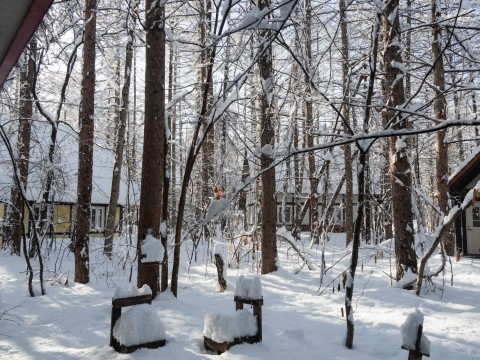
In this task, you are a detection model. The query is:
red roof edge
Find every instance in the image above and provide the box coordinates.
[448,151,480,189]
[0,0,54,86]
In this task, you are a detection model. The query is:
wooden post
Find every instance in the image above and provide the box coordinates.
[110,307,121,346]
[253,301,262,342]
[408,324,423,360]
[214,254,227,292]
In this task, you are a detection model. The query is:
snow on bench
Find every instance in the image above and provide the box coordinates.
[113,304,166,347]
[110,284,166,353]
[203,276,263,354]
[203,309,257,343]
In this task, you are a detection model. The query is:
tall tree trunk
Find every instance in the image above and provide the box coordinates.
[339,0,353,247]
[431,0,453,256]
[381,0,417,281]
[304,0,318,244]
[200,0,214,212]
[75,0,97,284]
[104,23,135,257]
[7,41,35,255]
[137,0,166,297]
[258,0,278,274]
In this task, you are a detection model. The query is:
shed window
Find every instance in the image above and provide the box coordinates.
[473,207,480,227]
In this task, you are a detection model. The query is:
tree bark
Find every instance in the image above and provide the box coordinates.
[339,0,354,247]
[381,0,417,281]
[304,0,319,245]
[7,41,35,255]
[75,0,97,284]
[104,23,134,257]
[137,0,166,297]
[258,0,278,274]
[431,0,453,256]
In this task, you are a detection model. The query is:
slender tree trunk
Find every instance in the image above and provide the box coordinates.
[339,0,353,247]
[7,41,35,255]
[75,0,97,284]
[381,0,417,281]
[200,0,214,212]
[104,24,135,257]
[431,0,453,256]
[303,0,318,244]
[257,0,278,274]
[137,0,166,297]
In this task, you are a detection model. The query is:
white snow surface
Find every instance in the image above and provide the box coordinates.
[234,275,262,299]
[1,233,480,359]
[113,284,152,300]
[141,234,163,263]
[400,309,430,356]
[113,304,166,346]
[203,309,257,343]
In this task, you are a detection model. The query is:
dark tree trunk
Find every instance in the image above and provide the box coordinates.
[258,0,278,274]
[381,0,417,281]
[339,0,354,247]
[104,24,134,257]
[75,0,97,284]
[431,0,453,256]
[137,0,166,297]
[7,41,35,255]
[304,0,318,244]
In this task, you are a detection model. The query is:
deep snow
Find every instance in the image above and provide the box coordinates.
[1,233,479,359]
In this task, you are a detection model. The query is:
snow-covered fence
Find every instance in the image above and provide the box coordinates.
[110,284,166,354]
[203,276,263,354]
[401,309,430,359]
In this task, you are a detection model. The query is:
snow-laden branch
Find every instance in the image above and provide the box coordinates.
[415,182,480,296]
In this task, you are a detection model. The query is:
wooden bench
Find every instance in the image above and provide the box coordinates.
[110,293,166,353]
[203,296,263,354]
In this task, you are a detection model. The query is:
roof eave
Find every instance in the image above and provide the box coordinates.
[0,0,53,86]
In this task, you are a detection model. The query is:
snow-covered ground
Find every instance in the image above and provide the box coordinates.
[1,233,479,359]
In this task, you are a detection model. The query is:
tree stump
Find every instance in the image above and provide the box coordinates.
[214,253,227,292]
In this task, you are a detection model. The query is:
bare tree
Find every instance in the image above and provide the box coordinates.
[74,0,97,284]
[137,0,166,297]
[258,0,278,274]
[104,9,135,257]
[5,40,35,255]
[381,0,417,281]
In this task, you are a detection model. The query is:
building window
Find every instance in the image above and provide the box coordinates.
[473,206,480,227]
[277,205,292,225]
[91,207,105,231]
[32,204,51,223]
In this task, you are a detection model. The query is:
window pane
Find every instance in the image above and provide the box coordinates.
[473,207,480,227]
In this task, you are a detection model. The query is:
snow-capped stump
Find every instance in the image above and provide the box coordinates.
[203,276,263,354]
[110,284,166,353]
[401,309,430,359]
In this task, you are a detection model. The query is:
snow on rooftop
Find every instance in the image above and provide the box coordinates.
[141,234,163,263]
[112,304,166,346]
[234,275,262,300]
[113,284,152,300]
[448,146,480,185]
[203,309,257,343]
[400,309,431,356]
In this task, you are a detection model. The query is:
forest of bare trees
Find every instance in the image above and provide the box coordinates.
[1,0,480,349]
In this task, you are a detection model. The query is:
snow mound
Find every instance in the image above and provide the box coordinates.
[400,309,430,356]
[203,309,257,343]
[113,304,166,346]
[234,275,262,299]
[141,234,163,263]
[113,284,152,300]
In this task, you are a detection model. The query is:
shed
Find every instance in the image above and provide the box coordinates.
[448,148,480,256]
